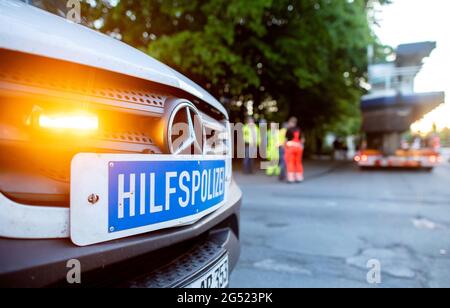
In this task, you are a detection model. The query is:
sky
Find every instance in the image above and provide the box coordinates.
[373,0,450,132]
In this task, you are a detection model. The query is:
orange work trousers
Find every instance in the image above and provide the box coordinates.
[284,141,304,181]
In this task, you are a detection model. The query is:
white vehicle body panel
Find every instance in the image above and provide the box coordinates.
[0,0,227,117]
[0,180,241,241]
[0,193,69,239]
[0,1,237,240]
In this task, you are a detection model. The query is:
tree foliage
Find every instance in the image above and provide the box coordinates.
[78,0,388,133]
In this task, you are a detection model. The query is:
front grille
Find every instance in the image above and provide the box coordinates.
[0,49,229,207]
[0,70,167,109]
[125,240,225,288]
[98,130,154,146]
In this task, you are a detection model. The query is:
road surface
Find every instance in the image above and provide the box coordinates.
[230,152,450,288]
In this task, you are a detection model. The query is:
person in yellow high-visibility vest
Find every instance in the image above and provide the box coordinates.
[242,117,260,174]
[266,123,281,176]
[277,124,288,180]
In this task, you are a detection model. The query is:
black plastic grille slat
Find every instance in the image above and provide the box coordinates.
[98,130,153,145]
[0,70,167,109]
[38,166,70,183]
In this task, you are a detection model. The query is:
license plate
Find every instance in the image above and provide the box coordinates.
[71,154,228,246]
[185,254,229,288]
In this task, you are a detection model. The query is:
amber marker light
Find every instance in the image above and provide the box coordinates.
[428,155,438,164]
[38,113,99,131]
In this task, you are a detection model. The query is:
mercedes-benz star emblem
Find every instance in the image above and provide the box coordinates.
[166,101,205,155]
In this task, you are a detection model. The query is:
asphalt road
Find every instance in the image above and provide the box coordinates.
[230,150,450,288]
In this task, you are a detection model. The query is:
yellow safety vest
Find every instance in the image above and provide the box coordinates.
[243,124,260,145]
[267,129,280,161]
[278,128,287,147]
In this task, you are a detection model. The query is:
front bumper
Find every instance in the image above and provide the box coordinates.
[0,181,241,288]
[357,156,438,168]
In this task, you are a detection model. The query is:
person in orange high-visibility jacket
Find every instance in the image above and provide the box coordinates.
[284,126,304,183]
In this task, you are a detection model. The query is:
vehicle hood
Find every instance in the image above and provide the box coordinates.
[0,0,227,116]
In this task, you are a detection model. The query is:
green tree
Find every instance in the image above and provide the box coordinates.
[77,0,388,134]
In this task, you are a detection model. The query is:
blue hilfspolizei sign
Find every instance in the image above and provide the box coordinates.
[108,160,226,232]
